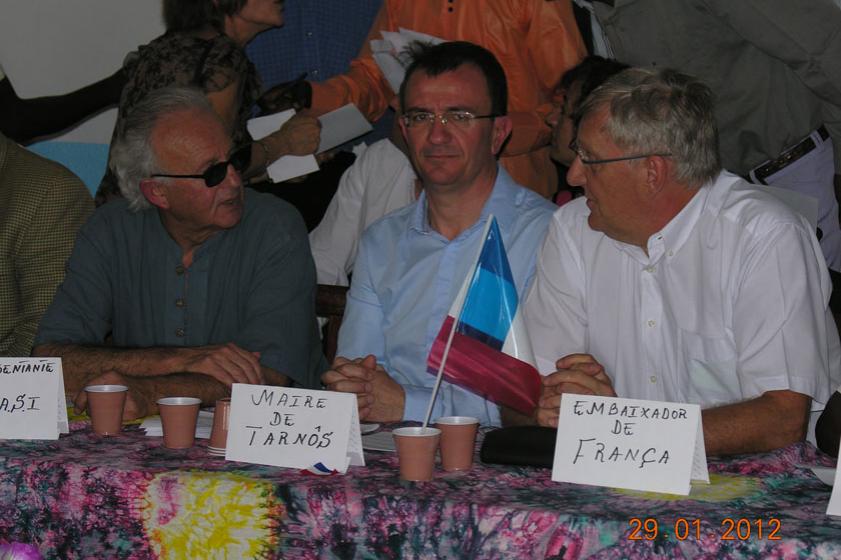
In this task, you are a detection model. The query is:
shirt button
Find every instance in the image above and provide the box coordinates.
[175,265,185,275]
[647,320,656,327]
[649,375,657,383]
[644,266,655,273]
[306,31,313,37]
[311,69,319,76]
[668,250,674,257]
[175,298,186,308]
[175,328,185,337]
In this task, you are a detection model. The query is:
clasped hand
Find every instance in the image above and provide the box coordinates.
[535,353,616,428]
[181,343,263,386]
[321,354,405,422]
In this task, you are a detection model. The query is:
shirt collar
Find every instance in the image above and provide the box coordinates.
[147,192,246,265]
[611,178,710,265]
[409,165,524,238]
[647,183,709,263]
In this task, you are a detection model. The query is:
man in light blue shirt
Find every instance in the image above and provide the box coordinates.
[322,42,555,426]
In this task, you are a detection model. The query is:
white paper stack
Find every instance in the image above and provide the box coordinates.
[141,409,213,439]
[371,28,445,93]
[247,104,373,183]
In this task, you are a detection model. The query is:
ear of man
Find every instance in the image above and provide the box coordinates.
[491,115,513,155]
[644,154,671,197]
[139,178,170,210]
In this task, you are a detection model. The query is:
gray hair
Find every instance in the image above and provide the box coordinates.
[575,67,721,187]
[109,86,215,211]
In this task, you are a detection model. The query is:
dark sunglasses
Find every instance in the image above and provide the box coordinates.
[151,146,251,187]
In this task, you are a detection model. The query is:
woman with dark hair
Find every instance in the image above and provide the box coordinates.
[96,0,320,204]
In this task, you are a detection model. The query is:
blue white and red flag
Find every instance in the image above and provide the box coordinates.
[426,215,541,415]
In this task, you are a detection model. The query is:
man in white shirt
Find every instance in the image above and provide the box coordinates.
[524,68,841,455]
[309,136,417,286]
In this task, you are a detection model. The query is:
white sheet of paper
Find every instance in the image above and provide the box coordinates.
[802,465,836,486]
[246,109,319,183]
[552,394,708,495]
[316,103,373,153]
[370,28,444,93]
[225,384,364,472]
[247,104,372,182]
[827,458,841,515]
[0,358,63,440]
[51,358,68,433]
[362,431,396,452]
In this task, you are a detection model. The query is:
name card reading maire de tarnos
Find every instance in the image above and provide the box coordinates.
[0,358,68,440]
[552,394,709,495]
[226,384,364,472]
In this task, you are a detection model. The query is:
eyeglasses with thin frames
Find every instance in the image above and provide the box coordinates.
[401,110,499,129]
[568,138,672,165]
[151,145,251,188]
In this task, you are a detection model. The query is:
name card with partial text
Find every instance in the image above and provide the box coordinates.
[226,384,364,472]
[826,458,841,516]
[552,395,708,495]
[0,358,68,439]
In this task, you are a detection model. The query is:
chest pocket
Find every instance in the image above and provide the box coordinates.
[679,327,739,407]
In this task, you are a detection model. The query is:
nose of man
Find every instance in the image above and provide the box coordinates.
[222,161,244,190]
[426,117,454,144]
[566,156,586,188]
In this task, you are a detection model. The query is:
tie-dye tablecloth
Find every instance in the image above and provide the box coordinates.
[1,422,841,559]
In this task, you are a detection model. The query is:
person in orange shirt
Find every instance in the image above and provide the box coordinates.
[261,0,586,198]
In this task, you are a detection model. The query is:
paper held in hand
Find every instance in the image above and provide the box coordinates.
[247,104,373,183]
[370,28,445,93]
[0,357,68,440]
[552,394,709,495]
[226,384,364,472]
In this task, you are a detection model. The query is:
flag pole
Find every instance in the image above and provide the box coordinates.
[422,317,459,428]
[421,214,495,428]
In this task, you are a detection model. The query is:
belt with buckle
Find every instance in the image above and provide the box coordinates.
[751,125,829,185]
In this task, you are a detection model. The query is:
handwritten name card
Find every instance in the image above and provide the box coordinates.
[552,394,708,495]
[226,384,364,472]
[0,358,68,440]
[826,460,841,516]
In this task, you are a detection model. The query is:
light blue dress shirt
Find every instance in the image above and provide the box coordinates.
[337,167,556,426]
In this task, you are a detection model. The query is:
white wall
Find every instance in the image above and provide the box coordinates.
[0,1,164,143]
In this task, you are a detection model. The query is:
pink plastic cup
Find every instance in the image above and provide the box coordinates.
[392,426,441,481]
[157,397,201,449]
[209,398,231,449]
[435,416,479,471]
[85,384,128,436]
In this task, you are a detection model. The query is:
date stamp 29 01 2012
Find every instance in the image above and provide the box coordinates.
[627,517,781,541]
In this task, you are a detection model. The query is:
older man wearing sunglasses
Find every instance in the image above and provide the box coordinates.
[34,87,325,419]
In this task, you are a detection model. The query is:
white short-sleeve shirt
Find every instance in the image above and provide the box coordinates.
[524,171,841,418]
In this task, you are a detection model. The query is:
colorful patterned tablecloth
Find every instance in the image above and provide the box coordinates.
[1,422,840,559]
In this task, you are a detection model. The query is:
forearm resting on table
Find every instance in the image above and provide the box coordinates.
[33,344,290,394]
[702,390,810,456]
[33,344,198,394]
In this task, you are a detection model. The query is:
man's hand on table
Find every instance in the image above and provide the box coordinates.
[179,343,264,386]
[322,354,405,422]
[536,353,616,428]
[73,370,152,421]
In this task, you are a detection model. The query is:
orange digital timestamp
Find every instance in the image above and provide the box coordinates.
[627,517,782,541]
